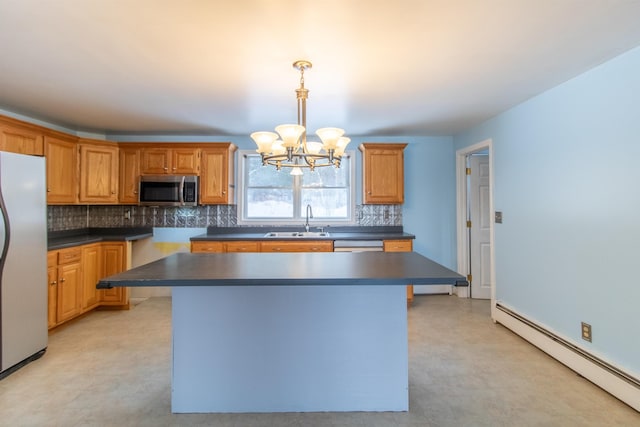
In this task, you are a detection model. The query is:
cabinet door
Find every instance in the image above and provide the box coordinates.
[172,148,200,174]
[47,253,58,329]
[191,241,225,253]
[361,143,406,204]
[0,123,44,156]
[81,244,101,311]
[261,241,333,253]
[140,148,171,174]
[119,147,140,204]
[79,143,119,204]
[57,262,82,323]
[224,241,260,252]
[100,243,129,305]
[45,135,78,204]
[200,147,231,204]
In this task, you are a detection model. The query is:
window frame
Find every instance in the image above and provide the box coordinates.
[237,150,356,226]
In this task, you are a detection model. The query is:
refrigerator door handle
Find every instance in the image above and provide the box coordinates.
[0,184,9,275]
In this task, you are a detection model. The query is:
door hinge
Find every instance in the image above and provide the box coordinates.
[466,167,471,175]
[466,220,472,228]
[467,274,472,282]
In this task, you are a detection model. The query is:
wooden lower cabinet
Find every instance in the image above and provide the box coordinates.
[49,247,83,326]
[224,241,261,253]
[191,241,224,253]
[383,239,414,304]
[191,240,333,254]
[99,242,129,307]
[260,241,333,253]
[47,252,59,329]
[48,241,130,329]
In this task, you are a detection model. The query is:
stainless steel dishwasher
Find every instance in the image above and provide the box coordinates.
[333,240,384,252]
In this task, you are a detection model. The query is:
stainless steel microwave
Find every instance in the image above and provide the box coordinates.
[138,175,198,206]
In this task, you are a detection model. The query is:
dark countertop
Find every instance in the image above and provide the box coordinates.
[48,227,154,250]
[97,252,465,288]
[190,226,415,242]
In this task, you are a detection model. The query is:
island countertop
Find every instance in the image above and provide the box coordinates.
[97,252,465,288]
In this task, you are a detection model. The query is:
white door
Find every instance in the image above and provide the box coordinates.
[468,154,491,299]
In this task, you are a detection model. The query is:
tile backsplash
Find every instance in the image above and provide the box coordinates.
[48,204,402,232]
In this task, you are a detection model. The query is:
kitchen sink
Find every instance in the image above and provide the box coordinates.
[264,231,330,238]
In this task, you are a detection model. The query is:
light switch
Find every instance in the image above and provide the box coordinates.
[495,211,503,223]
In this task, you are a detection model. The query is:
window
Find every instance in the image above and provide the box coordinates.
[238,151,355,224]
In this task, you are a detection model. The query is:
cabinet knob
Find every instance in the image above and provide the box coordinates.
[172,167,176,171]
[222,191,226,195]
[164,167,168,171]
[134,190,138,194]
[111,191,116,194]
[50,280,57,286]
[47,188,51,193]
[60,278,66,283]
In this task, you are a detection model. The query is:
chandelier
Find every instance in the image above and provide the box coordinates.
[250,60,350,175]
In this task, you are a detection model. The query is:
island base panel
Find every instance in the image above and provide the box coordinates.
[171,285,408,413]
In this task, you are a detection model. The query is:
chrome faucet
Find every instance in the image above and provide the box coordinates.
[305,204,313,232]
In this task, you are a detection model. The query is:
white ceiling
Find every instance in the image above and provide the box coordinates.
[1,0,640,137]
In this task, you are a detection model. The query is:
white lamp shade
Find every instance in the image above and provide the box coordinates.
[271,141,286,155]
[250,131,278,153]
[316,127,345,150]
[305,141,323,154]
[275,124,305,148]
[290,166,303,176]
[334,137,350,156]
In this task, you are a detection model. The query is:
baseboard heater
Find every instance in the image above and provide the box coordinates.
[496,303,640,390]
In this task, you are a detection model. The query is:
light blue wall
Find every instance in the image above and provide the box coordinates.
[454,46,640,374]
[109,134,459,267]
[402,137,456,267]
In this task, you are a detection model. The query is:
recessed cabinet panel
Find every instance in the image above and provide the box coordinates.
[360,143,407,204]
[46,135,78,204]
[119,148,140,204]
[79,143,119,204]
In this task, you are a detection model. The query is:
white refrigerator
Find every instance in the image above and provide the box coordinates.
[0,151,47,379]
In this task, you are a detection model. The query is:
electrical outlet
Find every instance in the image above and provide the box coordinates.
[581,322,592,342]
[124,210,131,220]
[495,211,503,223]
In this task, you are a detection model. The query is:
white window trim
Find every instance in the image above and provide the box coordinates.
[237,149,357,226]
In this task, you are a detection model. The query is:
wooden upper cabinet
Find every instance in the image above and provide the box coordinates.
[173,148,201,174]
[360,143,407,204]
[78,141,119,204]
[140,147,200,174]
[119,147,140,204]
[45,134,78,204]
[200,144,236,204]
[0,119,44,156]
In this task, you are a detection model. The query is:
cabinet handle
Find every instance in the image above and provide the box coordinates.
[164,167,168,171]
[172,167,176,171]
[111,191,116,194]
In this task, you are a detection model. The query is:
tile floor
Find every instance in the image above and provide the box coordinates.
[0,295,638,426]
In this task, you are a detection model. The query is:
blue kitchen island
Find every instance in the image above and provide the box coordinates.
[98,252,465,413]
